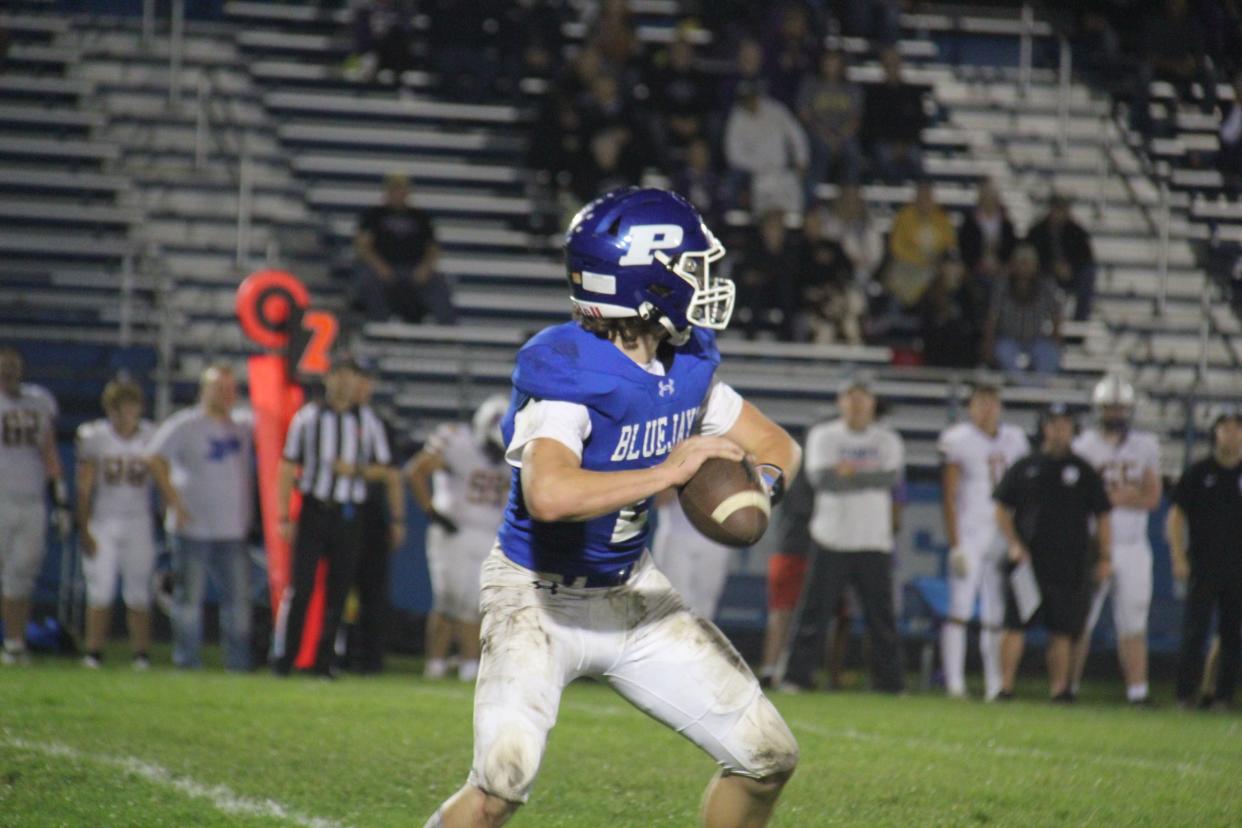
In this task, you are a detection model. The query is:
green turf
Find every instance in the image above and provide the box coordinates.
[1,648,1239,827]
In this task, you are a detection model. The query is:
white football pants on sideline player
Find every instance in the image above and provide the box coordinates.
[82,515,158,609]
[0,494,47,600]
[651,502,732,621]
[426,525,494,623]
[940,532,1006,699]
[1081,540,1153,642]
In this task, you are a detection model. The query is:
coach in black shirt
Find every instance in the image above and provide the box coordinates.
[994,403,1112,701]
[1167,406,1242,709]
[273,359,392,677]
[354,173,456,325]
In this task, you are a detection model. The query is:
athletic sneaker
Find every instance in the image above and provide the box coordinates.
[1,646,30,666]
[132,654,151,672]
[1051,690,1076,705]
[993,690,1015,702]
[82,653,103,669]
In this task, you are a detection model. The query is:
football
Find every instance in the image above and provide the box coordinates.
[678,457,770,547]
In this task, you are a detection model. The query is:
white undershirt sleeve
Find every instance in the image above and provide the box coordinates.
[505,400,593,468]
[699,381,744,437]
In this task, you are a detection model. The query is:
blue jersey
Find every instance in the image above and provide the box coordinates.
[497,322,720,578]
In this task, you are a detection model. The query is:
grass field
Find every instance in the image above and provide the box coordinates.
[2,647,1240,827]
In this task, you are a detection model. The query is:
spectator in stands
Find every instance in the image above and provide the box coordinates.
[348,0,416,83]
[1168,405,1242,710]
[425,0,504,101]
[1026,194,1096,322]
[884,180,957,309]
[863,47,927,183]
[797,50,864,192]
[795,207,865,344]
[645,30,711,169]
[763,2,819,108]
[1218,70,1242,197]
[672,138,728,226]
[499,0,567,95]
[731,210,799,340]
[577,74,649,188]
[588,0,641,81]
[148,364,253,672]
[785,376,906,694]
[1132,0,1217,139]
[720,36,765,111]
[822,184,885,293]
[837,0,901,43]
[724,80,810,215]
[354,173,455,326]
[919,250,983,368]
[527,49,600,190]
[958,180,1016,302]
[983,244,1063,376]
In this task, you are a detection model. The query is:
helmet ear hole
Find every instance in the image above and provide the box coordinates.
[647,283,673,298]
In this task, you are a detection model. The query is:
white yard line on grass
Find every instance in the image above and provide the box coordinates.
[2,735,349,828]
[788,718,1219,778]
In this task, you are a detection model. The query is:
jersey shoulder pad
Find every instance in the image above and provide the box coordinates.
[512,323,625,418]
[21,383,58,416]
[682,327,722,366]
[75,419,103,454]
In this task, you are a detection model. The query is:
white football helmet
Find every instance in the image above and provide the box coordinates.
[1091,373,1135,432]
[472,394,509,452]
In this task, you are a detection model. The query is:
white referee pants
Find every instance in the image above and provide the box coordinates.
[1082,540,1153,640]
[468,546,798,804]
[940,532,1005,699]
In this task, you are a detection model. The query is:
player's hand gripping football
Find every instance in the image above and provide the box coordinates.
[660,436,745,487]
[948,547,969,578]
[80,527,97,558]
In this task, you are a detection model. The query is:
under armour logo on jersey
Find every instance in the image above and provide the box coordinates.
[532,579,559,594]
[658,379,675,397]
[206,435,242,461]
[618,224,684,266]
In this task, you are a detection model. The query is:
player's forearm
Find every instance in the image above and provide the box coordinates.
[810,468,898,492]
[148,457,182,510]
[405,453,439,515]
[276,460,296,519]
[941,465,960,548]
[522,463,671,523]
[994,504,1020,548]
[1095,514,1112,560]
[1165,507,1187,561]
[385,469,405,524]
[74,464,94,529]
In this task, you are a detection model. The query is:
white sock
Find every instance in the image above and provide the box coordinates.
[1126,683,1148,702]
[458,660,479,682]
[941,623,966,695]
[424,658,448,679]
[3,638,23,653]
[980,629,1002,700]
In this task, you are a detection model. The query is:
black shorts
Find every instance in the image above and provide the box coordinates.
[1003,569,1091,637]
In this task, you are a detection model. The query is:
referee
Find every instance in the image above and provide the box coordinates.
[994,403,1112,702]
[1167,405,1242,710]
[273,358,391,677]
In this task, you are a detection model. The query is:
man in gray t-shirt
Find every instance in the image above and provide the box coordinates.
[148,364,254,671]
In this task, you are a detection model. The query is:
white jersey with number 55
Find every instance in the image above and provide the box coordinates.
[1072,428,1160,546]
[427,423,508,534]
[938,421,1029,542]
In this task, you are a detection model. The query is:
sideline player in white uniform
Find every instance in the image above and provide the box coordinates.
[1071,374,1161,704]
[937,382,1028,700]
[75,379,173,670]
[407,396,509,682]
[0,346,69,665]
[652,491,733,620]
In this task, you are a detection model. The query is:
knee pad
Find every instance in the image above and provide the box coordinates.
[477,725,542,804]
[727,694,800,779]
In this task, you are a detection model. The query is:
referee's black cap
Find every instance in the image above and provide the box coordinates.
[1040,401,1076,428]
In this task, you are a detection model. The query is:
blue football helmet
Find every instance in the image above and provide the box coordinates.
[564,187,732,345]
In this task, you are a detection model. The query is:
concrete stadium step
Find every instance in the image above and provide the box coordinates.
[0,103,105,133]
[307,185,535,219]
[278,122,523,157]
[249,60,436,93]
[235,30,350,62]
[104,120,283,157]
[0,166,130,198]
[99,89,268,126]
[133,185,311,224]
[0,229,131,261]
[0,12,69,41]
[0,198,139,230]
[0,74,91,103]
[224,1,351,27]
[327,216,555,255]
[6,44,79,73]
[263,90,529,127]
[290,154,524,188]
[77,60,256,98]
[75,29,240,66]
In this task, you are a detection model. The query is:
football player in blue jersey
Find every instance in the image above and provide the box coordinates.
[425,188,802,828]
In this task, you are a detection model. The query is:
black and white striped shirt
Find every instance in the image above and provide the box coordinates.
[283,402,392,504]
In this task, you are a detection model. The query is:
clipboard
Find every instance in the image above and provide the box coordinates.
[1009,558,1042,623]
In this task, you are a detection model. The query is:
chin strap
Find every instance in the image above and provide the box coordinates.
[639,301,691,346]
[755,463,786,506]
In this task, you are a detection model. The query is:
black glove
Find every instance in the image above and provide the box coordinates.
[430,511,459,535]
